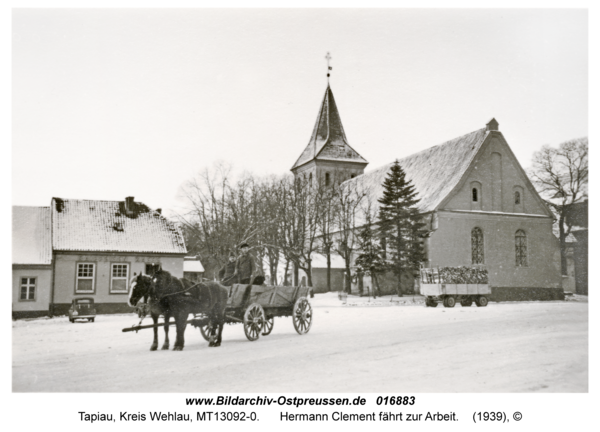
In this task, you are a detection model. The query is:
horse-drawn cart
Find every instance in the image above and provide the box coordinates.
[191,284,313,341]
[123,282,313,344]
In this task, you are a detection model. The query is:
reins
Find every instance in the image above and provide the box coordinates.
[159,280,202,300]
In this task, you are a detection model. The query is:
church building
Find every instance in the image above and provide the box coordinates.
[291,83,563,301]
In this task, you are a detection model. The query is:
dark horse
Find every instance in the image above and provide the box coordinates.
[128,270,228,351]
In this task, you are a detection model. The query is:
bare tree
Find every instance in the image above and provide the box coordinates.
[178,163,261,279]
[529,137,588,275]
[275,175,321,287]
[333,178,366,293]
[315,177,338,291]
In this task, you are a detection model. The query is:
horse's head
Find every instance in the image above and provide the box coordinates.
[128,273,154,307]
[152,269,172,287]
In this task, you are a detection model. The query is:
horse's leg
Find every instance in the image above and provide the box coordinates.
[207,313,217,347]
[150,314,159,351]
[173,311,187,351]
[214,320,224,347]
[215,302,226,347]
[161,313,170,350]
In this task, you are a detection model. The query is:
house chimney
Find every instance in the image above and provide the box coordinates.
[125,196,135,215]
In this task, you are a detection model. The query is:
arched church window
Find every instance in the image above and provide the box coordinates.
[515,191,521,205]
[471,227,484,264]
[515,230,527,267]
[325,172,330,186]
[472,188,478,202]
[309,172,312,186]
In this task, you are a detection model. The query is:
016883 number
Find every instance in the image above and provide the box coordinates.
[376,396,415,406]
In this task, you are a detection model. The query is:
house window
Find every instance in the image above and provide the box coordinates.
[76,263,95,293]
[471,227,484,264]
[515,230,528,267]
[515,191,521,205]
[20,277,36,301]
[472,188,478,202]
[325,172,330,186]
[111,263,129,293]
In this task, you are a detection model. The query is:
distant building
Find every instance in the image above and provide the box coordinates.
[291,84,563,301]
[12,197,187,318]
[562,200,588,295]
[183,256,205,282]
[12,207,53,319]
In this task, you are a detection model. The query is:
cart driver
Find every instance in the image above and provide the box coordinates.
[235,242,255,285]
[218,251,237,286]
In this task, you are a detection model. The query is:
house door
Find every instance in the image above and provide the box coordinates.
[145,264,161,276]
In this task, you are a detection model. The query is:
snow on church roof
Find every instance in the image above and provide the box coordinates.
[12,206,52,265]
[51,198,187,254]
[292,85,368,170]
[343,127,489,214]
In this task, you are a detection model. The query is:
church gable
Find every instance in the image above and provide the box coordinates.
[441,131,552,217]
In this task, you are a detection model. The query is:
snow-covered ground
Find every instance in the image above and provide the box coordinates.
[12,293,588,393]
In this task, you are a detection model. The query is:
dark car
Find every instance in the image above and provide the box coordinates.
[68,297,96,323]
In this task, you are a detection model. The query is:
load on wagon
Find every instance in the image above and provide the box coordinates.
[420,267,490,308]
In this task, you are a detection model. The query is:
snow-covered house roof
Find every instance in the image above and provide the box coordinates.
[292,85,368,171]
[12,206,52,265]
[51,197,187,254]
[342,126,490,214]
[184,256,205,273]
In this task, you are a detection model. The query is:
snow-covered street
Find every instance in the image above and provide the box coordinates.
[12,293,588,393]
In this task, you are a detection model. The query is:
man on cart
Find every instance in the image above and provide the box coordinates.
[218,251,237,287]
[235,242,255,285]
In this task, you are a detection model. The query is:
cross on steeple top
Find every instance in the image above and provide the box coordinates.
[325,52,332,83]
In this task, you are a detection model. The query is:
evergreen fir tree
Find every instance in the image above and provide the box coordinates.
[378,160,427,295]
[354,212,386,298]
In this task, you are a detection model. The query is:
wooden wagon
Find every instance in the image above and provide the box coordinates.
[123,283,313,342]
[420,268,490,308]
[190,284,313,341]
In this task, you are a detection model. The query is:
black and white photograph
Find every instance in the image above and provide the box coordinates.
[8,3,593,429]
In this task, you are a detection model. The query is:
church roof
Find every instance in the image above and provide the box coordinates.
[291,85,368,170]
[343,127,489,214]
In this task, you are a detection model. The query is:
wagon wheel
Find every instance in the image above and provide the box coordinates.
[476,296,489,307]
[262,316,274,336]
[293,297,313,335]
[243,303,265,341]
[199,321,215,342]
[443,296,456,308]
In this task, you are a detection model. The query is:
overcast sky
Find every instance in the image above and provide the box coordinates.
[12,8,587,215]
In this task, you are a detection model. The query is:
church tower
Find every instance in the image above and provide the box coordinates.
[291,56,368,185]
[291,84,368,185]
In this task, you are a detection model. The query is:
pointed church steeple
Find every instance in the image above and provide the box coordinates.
[291,84,368,174]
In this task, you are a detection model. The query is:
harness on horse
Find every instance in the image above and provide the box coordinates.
[133,277,216,332]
